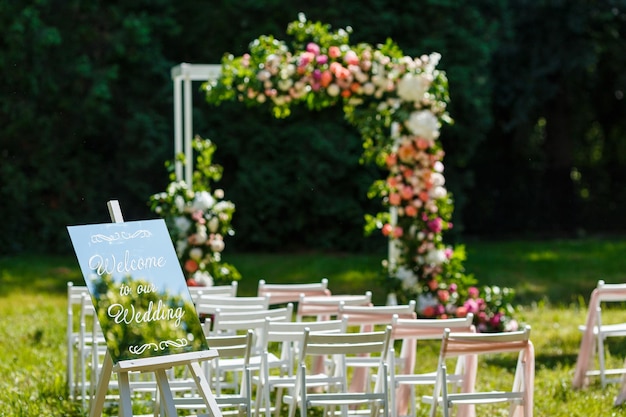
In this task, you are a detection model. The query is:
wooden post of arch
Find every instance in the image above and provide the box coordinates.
[171,63,222,186]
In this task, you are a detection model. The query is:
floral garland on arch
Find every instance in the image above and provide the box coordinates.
[149,137,241,287]
[205,14,517,332]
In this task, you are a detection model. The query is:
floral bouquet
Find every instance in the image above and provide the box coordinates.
[149,137,241,287]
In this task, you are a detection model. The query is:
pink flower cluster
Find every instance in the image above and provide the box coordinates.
[419,284,519,333]
[239,41,440,111]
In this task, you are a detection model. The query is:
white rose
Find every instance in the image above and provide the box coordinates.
[192,191,215,211]
[278,78,293,91]
[192,271,213,287]
[176,239,188,257]
[208,217,220,233]
[405,110,440,140]
[396,73,429,103]
[174,216,191,234]
[327,84,340,97]
[361,82,375,96]
[210,237,225,253]
[431,172,445,187]
[430,186,447,199]
[189,247,203,261]
[425,249,447,265]
[174,195,186,213]
[213,201,234,213]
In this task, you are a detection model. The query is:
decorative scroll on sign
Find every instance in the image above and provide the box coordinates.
[67,219,208,363]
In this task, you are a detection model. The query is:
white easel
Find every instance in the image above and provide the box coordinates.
[88,200,222,417]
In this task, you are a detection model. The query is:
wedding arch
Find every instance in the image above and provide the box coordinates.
[172,15,516,332]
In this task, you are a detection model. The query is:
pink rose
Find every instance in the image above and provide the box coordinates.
[427,218,442,233]
[468,286,480,299]
[306,42,320,55]
[344,50,359,66]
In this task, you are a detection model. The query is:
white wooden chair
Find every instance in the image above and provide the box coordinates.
[206,305,294,401]
[188,281,239,303]
[257,278,331,305]
[254,318,347,417]
[337,302,417,397]
[296,292,372,322]
[388,314,474,417]
[283,326,392,417]
[66,282,90,401]
[422,325,534,417]
[170,330,254,417]
[572,280,626,389]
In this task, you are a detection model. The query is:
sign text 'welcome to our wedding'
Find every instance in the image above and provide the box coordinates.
[67,219,208,363]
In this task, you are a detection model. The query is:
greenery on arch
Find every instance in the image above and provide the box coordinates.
[205,14,517,332]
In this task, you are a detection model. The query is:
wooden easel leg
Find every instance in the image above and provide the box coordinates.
[118,371,134,417]
[90,352,113,417]
[188,361,222,417]
[155,369,178,417]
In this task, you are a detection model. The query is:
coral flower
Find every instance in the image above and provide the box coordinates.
[320,71,333,87]
[455,306,468,317]
[184,259,199,273]
[404,205,418,217]
[389,193,401,206]
[400,185,414,200]
[328,46,341,59]
[422,306,436,317]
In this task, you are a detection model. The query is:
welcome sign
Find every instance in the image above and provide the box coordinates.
[67,219,208,364]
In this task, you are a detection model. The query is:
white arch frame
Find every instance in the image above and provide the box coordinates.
[171,63,222,185]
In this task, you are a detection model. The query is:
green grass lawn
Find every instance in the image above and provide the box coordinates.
[2,237,626,416]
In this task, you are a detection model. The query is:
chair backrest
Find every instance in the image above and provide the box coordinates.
[440,325,532,359]
[428,325,534,417]
[300,325,392,366]
[338,301,417,330]
[296,292,372,321]
[595,280,626,303]
[187,281,238,302]
[195,294,271,315]
[390,314,475,341]
[257,279,331,305]
[260,318,347,373]
[210,304,294,355]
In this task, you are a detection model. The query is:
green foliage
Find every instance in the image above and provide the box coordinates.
[149,138,241,286]
[0,1,177,254]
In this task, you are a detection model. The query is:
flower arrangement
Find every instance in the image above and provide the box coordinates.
[204,14,517,331]
[149,137,241,287]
